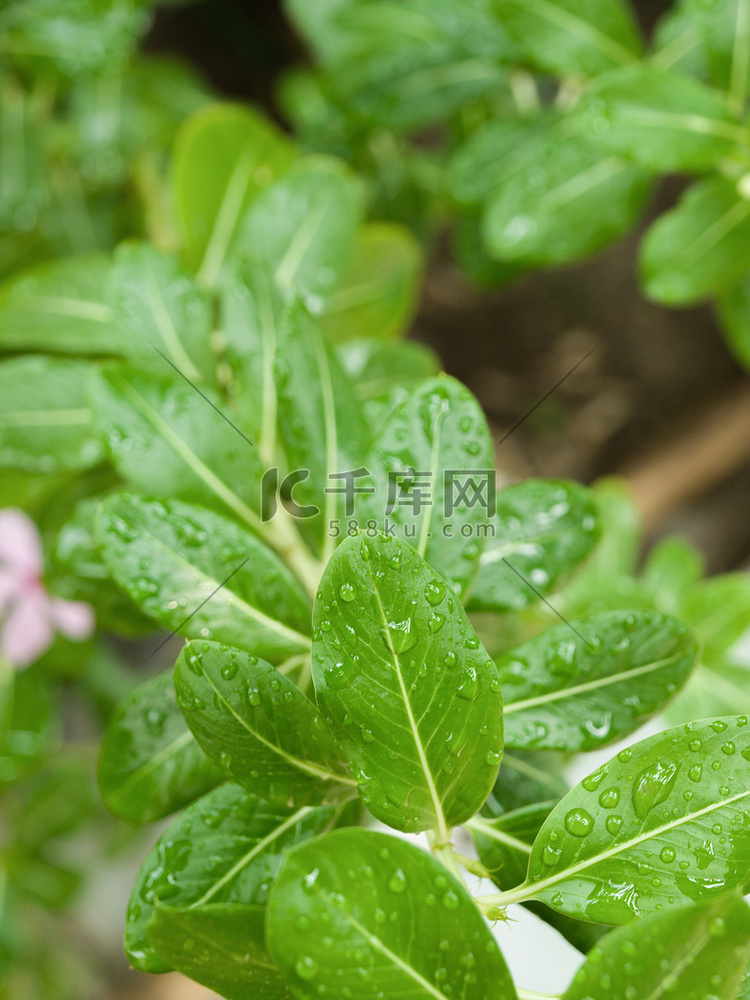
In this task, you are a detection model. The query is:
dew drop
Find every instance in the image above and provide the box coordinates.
[295,957,318,980]
[565,808,594,837]
[388,868,407,893]
[339,583,356,603]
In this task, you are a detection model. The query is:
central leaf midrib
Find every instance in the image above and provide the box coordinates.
[503,647,690,715]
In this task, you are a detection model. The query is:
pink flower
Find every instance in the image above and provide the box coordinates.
[0,508,94,669]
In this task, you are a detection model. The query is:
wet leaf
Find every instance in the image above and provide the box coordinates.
[267,828,517,1000]
[563,893,750,1000]
[499,610,698,751]
[512,716,750,924]
[467,479,599,612]
[97,494,311,662]
[125,781,339,972]
[98,670,221,825]
[313,533,503,833]
[174,640,354,802]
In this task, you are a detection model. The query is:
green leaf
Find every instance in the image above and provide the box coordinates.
[0,356,103,472]
[0,669,55,787]
[218,263,284,463]
[562,893,750,1000]
[642,535,705,615]
[499,610,698,751]
[267,828,517,1000]
[666,660,750,724]
[0,0,147,76]
[337,339,441,404]
[469,801,554,890]
[175,640,354,803]
[98,670,221,824]
[274,301,371,555]
[0,253,120,355]
[238,156,363,314]
[107,241,216,382]
[494,0,641,77]
[447,119,545,208]
[320,222,422,343]
[358,376,495,594]
[485,750,569,814]
[573,65,749,173]
[482,130,651,265]
[146,903,292,1000]
[683,0,750,111]
[89,364,264,531]
[96,494,311,662]
[467,479,599,612]
[469,802,608,954]
[125,781,339,972]
[651,7,710,80]
[681,573,750,660]
[641,177,750,305]
[313,533,503,834]
[504,716,750,924]
[171,104,295,286]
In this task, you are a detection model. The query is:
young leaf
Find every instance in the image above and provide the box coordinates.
[174,640,355,803]
[274,301,371,556]
[494,0,642,77]
[502,716,750,924]
[717,271,750,369]
[467,479,599,612]
[0,253,119,355]
[499,610,698,752]
[237,156,363,313]
[96,494,311,662]
[573,65,749,173]
[320,222,422,343]
[0,356,103,472]
[358,376,495,594]
[563,894,750,1000]
[482,130,650,265]
[107,241,216,382]
[89,364,264,530]
[447,119,545,208]
[146,903,292,1000]
[125,781,339,972]
[267,828,518,1000]
[98,670,221,824]
[313,533,503,834]
[171,104,295,285]
[641,176,750,305]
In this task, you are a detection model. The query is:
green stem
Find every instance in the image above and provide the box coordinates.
[517,991,560,1000]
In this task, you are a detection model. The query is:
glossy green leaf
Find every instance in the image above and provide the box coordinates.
[483,130,650,265]
[574,65,749,173]
[96,494,311,662]
[358,376,495,594]
[98,670,221,824]
[641,176,750,305]
[238,156,363,313]
[495,0,641,77]
[125,781,339,972]
[147,903,291,1000]
[563,893,750,1000]
[469,802,608,954]
[337,339,441,404]
[274,300,371,555]
[175,640,354,803]
[485,750,569,814]
[320,222,422,343]
[505,716,750,924]
[267,828,517,1000]
[171,104,295,285]
[107,241,216,382]
[0,356,103,472]
[0,253,119,355]
[467,479,599,612]
[499,610,698,752]
[313,533,503,834]
[89,364,264,530]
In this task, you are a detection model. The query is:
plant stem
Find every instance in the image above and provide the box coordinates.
[516,990,560,1000]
